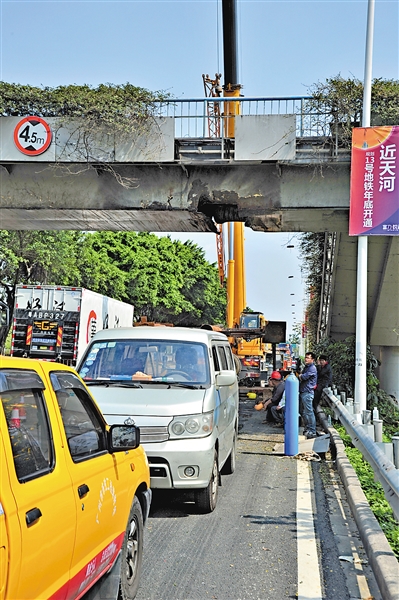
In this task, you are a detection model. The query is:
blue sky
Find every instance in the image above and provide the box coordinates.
[1,0,398,334]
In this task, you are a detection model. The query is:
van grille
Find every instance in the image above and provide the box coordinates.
[139,426,169,443]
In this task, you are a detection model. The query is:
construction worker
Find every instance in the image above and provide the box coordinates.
[299,352,318,439]
[262,371,285,424]
[314,355,333,410]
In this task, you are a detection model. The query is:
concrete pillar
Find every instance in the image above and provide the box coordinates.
[378,346,399,400]
[374,419,383,443]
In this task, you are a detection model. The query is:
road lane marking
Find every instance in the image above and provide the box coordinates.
[297,460,323,600]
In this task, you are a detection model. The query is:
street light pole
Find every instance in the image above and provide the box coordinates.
[355,0,375,413]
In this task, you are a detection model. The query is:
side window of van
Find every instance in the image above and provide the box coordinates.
[224,345,234,371]
[0,370,53,482]
[216,346,228,370]
[212,346,220,371]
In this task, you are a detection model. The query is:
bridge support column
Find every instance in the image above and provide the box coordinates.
[375,346,399,401]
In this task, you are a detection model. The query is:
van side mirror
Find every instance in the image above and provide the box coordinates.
[215,371,237,387]
[109,424,140,452]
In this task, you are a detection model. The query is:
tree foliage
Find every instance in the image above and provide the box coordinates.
[0,231,83,343]
[298,232,325,346]
[0,82,170,135]
[0,230,227,347]
[312,336,399,435]
[77,232,226,326]
[307,75,399,147]
[311,335,375,397]
[288,322,301,345]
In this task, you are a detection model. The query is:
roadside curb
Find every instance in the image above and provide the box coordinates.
[317,409,399,600]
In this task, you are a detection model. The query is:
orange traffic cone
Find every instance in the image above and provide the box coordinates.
[19,395,26,421]
[10,407,20,428]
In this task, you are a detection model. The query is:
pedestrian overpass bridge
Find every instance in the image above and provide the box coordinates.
[0,97,398,396]
[1,97,351,234]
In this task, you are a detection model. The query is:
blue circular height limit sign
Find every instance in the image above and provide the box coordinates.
[14,116,52,156]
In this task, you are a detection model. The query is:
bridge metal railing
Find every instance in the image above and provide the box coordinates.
[153,96,333,141]
[322,387,399,520]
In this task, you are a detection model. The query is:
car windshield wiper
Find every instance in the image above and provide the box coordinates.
[131,379,192,386]
[114,382,143,388]
[84,380,143,388]
[166,382,204,390]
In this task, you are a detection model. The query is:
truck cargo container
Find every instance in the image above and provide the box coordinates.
[10,285,134,365]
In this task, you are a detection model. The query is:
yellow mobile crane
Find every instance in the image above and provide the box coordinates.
[204,0,286,385]
[202,0,245,330]
[218,222,285,386]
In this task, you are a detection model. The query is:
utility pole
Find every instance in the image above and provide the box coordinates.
[355,0,375,413]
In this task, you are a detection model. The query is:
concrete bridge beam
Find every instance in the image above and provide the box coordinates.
[0,162,350,233]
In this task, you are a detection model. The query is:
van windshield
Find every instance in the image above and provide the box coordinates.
[78,339,210,385]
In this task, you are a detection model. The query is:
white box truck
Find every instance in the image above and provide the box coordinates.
[10,285,134,365]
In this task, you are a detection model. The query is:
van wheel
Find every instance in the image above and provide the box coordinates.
[221,432,236,475]
[119,497,143,600]
[195,452,219,513]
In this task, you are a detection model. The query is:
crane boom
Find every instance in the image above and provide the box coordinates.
[215,223,225,286]
[222,0,241,138]
[203,0,287,386]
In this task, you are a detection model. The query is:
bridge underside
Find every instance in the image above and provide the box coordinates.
[329,234,399,397]
[330,235,399,348]
[1,162,350,233]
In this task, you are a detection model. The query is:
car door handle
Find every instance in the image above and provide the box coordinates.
[26,507,42,526]
[78,484,90,498]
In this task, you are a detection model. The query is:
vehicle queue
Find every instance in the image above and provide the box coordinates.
[0,324,239,599]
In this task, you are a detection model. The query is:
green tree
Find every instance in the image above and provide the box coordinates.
[307,75,399,147]
[311,336,399,435]
[173,239,227,326]
[0,230,82,345]
[288,322,301,345]
[76,232,226,327]
[0,82,170,132]
[0,230,226,343]
[298,232,325,346]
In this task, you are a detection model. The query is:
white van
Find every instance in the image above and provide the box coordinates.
[77,326,239,512]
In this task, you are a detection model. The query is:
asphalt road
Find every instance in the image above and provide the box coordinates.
[134,396,382,600]
[136,434,297,598]
[86,394,382,600]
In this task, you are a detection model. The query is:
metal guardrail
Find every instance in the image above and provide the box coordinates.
[322,388,399,520]
[153,96,332,140]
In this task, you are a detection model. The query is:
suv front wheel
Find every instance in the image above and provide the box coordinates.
[119,497,144,600]
[195,451,219,513]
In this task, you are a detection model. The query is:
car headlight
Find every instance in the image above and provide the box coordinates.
[169,412,213,439]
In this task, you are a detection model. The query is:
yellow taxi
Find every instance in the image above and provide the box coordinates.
[0,356,151,600]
